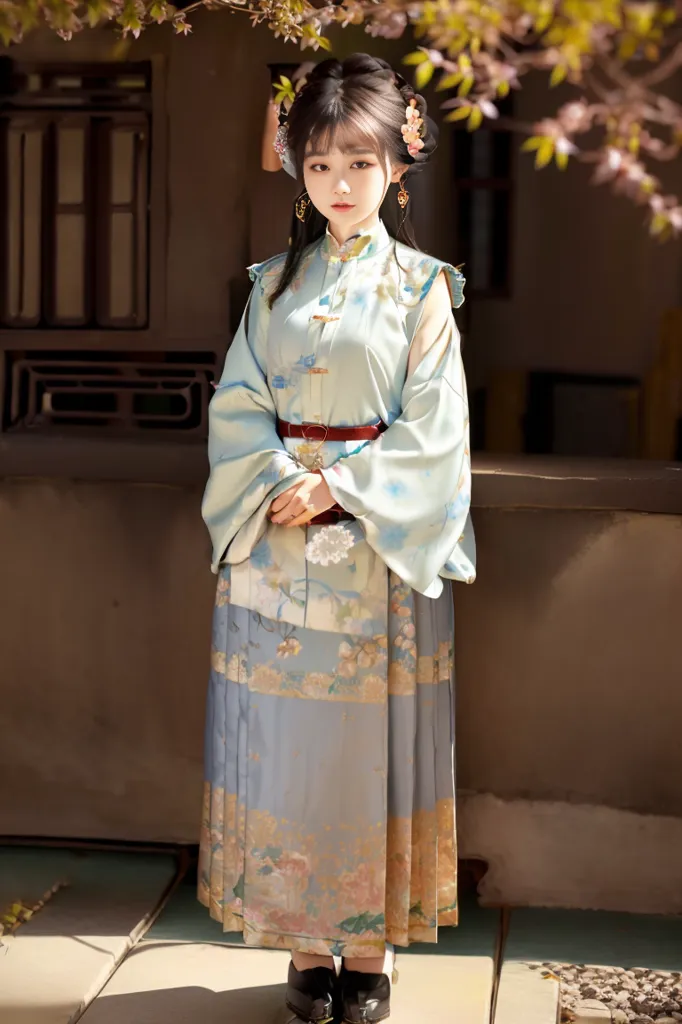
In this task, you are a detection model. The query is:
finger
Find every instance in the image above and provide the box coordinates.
[271,494,305,520]
[286,507,318,528]
[271,500,305,525]
[270,487,297,514]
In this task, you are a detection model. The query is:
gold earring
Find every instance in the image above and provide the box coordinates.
[295,192,311,222]
[397,177,409,210]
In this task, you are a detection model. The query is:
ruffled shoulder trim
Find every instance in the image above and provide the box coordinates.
[438,261,465,309]
[422,258,465,309]
[247,252,287,296]
[393,244,466,311]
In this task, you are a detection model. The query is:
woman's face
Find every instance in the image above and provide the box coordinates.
[303,142,406,237]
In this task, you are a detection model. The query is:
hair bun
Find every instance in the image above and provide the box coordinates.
[286,53,439,176]
[396,83,438,170]
[308,58,343,82]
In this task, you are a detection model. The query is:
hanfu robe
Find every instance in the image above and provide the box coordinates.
[199,219,475,956]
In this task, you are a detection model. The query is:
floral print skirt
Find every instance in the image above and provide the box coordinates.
[198,569,458,957]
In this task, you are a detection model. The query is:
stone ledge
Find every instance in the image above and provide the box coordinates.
[459,794,682,915]
[0,438,680,514]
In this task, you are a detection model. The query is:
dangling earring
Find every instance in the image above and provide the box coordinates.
[295,191,311,222]
[397,177,409,210]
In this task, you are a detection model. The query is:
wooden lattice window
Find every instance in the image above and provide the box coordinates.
[4,350,218,436]
[0,61,151,329]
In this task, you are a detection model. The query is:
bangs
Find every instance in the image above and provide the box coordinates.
[306,109,387,162]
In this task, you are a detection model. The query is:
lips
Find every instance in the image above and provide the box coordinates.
[332,203,354,210]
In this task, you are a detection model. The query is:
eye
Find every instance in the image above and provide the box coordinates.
[309,162,328,172]
[352,161,373,169]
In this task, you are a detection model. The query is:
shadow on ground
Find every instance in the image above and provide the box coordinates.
[4,985,292,1024]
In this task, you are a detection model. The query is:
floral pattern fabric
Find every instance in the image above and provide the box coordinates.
[198,219,474,953]
[198,570,458,954]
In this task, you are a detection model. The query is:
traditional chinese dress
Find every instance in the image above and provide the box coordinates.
[198,219,475,957]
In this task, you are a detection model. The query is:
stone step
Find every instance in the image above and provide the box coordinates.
[0,845,178,1024]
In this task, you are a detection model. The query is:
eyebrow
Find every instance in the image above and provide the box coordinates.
[305,148,375,159]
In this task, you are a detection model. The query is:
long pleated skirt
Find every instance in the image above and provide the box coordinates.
[198,568,458,957]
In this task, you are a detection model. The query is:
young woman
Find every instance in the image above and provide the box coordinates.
[199,53,475,1024]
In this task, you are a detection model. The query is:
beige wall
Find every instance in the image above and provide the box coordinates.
[0,480,212,841]
[456,507,682,817]
[1,480,681,842]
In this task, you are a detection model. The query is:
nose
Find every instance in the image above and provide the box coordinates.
[334,177,351,196]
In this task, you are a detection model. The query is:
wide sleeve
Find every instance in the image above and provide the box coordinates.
[320,266,475,597]
[201,261,308,573]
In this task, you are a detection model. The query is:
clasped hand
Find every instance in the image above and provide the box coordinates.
[269,472,334,527]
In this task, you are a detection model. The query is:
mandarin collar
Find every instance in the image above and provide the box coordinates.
[320,219,391,263]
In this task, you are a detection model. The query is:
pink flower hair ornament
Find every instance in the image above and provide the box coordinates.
[402,98,426,158]
[274,89,428,178]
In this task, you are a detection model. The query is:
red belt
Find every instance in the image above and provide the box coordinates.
[276,418,386,526]
[276,418,386,442]
[308,507,354,525]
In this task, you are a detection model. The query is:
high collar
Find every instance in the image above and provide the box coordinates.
[320,219,391,264]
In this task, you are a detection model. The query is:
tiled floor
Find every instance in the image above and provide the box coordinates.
[0,846,178,1024]
[87,870,500,1024]
[0,848,499,1024]
[3,846,682,1024]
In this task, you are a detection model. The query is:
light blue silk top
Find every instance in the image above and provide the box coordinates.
[202,219,475,634]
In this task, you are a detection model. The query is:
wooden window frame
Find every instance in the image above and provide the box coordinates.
[452,101,515,301]
[0,55,168,352]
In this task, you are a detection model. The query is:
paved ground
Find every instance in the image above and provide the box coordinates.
[1,845,681,1024]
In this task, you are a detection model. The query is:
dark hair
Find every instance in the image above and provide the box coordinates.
[269,53,439,307]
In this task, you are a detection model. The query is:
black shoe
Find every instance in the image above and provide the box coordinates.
[285,961,337,1024]
[339,967,391,1023]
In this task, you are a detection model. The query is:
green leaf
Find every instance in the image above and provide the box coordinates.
[555,149,570,170]
[467,107,483,131]
[521,136,544,152]
[550,63,567,87]
[338,911,386,935]
[650,212,671,238]
[458,75,474,97]
[273,76,295,105]
[403,51,429,66]
[415,60,434,90]
[535,138,555,168]
[261,845,283,861]
[535,13,553,32]
[436,72,463,91]
[444,106,472,123]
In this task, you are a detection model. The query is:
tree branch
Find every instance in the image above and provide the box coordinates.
[639,39,682,86]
